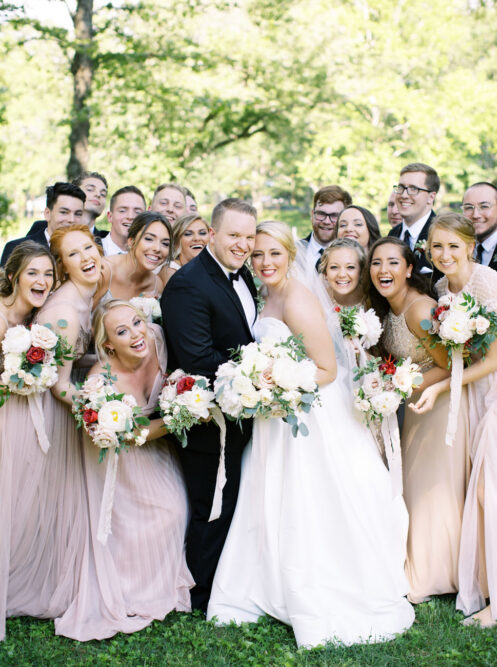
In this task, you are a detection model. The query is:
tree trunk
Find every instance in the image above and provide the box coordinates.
[66,0,93,180]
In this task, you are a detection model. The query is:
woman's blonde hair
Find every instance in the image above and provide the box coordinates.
[427,213,476,252]
[255,220,297,264]
[49,223,103,283]
[318,237,366,276]
[172,213,209,260]
[92,298,147,363]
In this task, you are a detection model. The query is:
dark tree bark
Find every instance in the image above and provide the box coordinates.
[66,0,93,180]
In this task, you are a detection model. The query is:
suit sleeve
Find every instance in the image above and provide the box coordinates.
[161,274,229,378]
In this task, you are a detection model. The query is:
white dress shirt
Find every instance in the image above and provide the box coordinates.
[207,246,256,332]
[307,233,328,269]
[400,211,431,250]
[102,234,127,256]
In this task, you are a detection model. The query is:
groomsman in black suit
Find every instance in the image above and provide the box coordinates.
[297,185,352,270]
[388,162,439,275]
[161,198,258,612]
[1,182,85,266]
[25,172,109,241]
[462,182,497,271]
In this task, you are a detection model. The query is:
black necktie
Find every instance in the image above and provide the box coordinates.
[476,244,484,264]
[229,269,242,283]
[315,248,324,272]
[402,229,411,249]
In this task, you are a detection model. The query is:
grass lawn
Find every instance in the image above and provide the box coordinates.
[1,597,497,666]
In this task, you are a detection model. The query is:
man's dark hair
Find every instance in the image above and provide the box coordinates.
[46,182,86,210]
[313,185,352,210]
[72,171,108,190]
[109,185,146,211]
[400,163,440,193]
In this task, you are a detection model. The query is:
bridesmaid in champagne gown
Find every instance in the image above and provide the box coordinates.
[0,242,55,641]
[412,213,497,627]
[369,236,470,603]
[55,300,193,641]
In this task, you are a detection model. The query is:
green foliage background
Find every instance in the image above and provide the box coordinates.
[1,0,497,237]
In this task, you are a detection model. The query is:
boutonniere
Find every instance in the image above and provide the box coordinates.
[414,239,427,255]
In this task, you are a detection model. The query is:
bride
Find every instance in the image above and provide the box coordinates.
[207,221,414,647]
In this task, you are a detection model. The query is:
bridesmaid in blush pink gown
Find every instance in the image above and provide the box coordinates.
[55,299,193,641]
[0,242,56,641]
[412,213,497,628]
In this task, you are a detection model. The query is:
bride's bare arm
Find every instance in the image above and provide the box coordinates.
[284,282,336,386]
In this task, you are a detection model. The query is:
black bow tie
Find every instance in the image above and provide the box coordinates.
[229,269,242,283]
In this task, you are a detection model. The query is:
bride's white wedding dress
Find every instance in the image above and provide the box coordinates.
[207,317,414,647]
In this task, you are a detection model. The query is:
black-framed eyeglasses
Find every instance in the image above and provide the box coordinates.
[393,184,432,196]
[313,209,340,223]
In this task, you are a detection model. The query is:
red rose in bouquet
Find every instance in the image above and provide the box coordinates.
[176,376,195,395]
[82,408,99,424]
[26,346,45,364]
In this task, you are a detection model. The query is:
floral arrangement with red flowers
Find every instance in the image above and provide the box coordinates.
[0,322,73,406]
[158,369,217,447]
[353,355,423,424]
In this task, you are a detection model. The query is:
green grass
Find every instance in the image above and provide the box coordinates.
[1,597,497,666]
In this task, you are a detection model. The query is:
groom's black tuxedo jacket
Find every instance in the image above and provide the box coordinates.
[161,248,256,453]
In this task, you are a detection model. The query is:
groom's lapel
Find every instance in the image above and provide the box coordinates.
[199,250,254,333]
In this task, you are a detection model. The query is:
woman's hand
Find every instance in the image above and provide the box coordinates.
[409,383,443,414]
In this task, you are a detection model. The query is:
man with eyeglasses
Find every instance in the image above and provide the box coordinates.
[388,162,440,274]
[298,185,352,270]
[462,182,497,271]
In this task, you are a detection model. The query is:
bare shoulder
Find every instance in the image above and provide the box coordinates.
[283,279,322,317]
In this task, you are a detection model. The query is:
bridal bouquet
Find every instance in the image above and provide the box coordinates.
[129,296,162,324]
[335,305,383,350]
[421,293,497,365]
[72,365,150,462]
[214,335,319,437]
[353,355,423,424]
[421,292,497,446]
[0,323,73,407]
[158,369,217,447]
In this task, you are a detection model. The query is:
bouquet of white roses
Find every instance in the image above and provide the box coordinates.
[0,322,73,407]
[129,296,162,324]
[158,369,217,447]
[72,365,151,462]
[421,292,497,365]
[335,304,382,350]
[72,365,151,544]
[353,355,423,424]
[214,334,319,437]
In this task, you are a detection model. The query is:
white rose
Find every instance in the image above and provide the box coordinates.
[134,429,149,446]
[439,311,473,345]
[91,424,119,449]
[30,323,58,350]
[272,358,300,391]
[217,389,243,418]
[258,388,273,405]
[392,367,414,395]
[177,387,215,419]
[39,364,58,388]
[121,394,138,408]
[354,314,368,336]
[259,337,277,355]
[232,374,255,396]
[361,370,383,397]
[281,390,301,409]
[239,348,270,375]
[438,295,452,308]
[159,384,177,407]
[360,309,383,348]
[215,361,238,383]
[80,375,106,400]
[474,315,490,335]
[354,397,371,412]
[3,352,22,375]
[168,369,187,383]
[370,391,401,416]
[98,400,133,433]
[296,359,317,392]
[2,325,32,354]
[239,388,258,408]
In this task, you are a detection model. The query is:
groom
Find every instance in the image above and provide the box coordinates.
[161,198,257,612]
